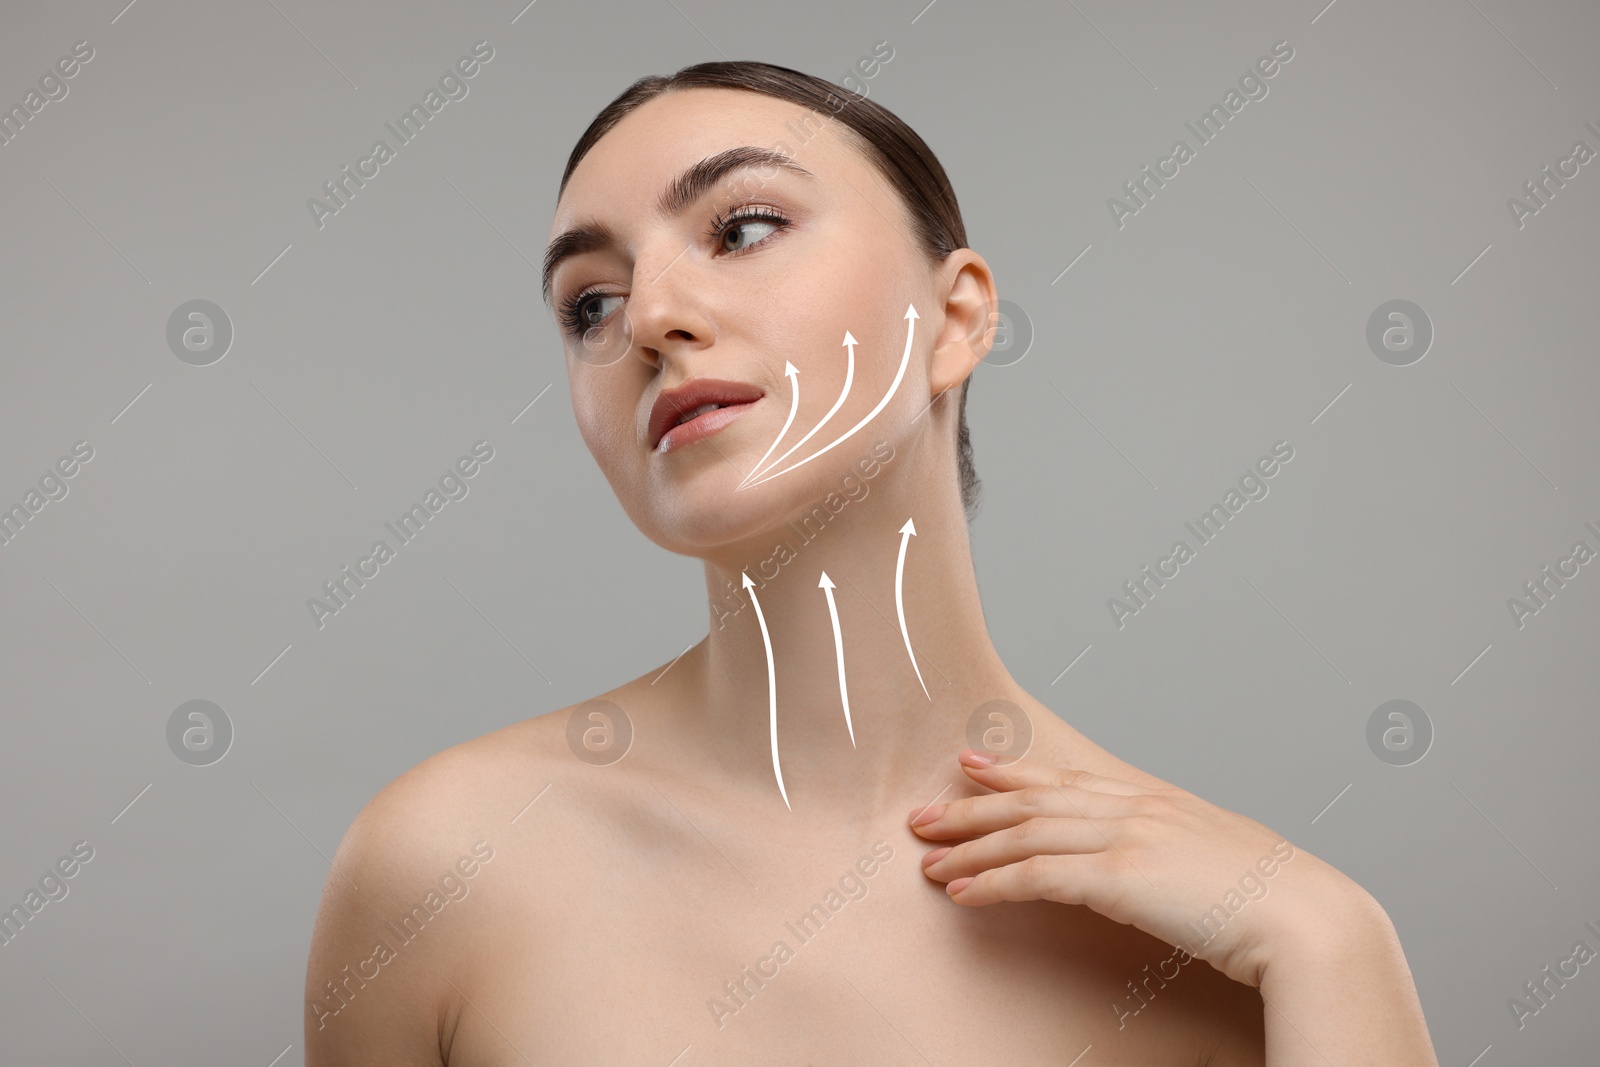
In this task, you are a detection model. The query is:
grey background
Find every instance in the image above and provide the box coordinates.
[2,0,1597,1062]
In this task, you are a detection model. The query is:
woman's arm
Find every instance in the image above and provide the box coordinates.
[911,750,1439,1066]
[1233,888,1437,1066]
[304,774,457,1067]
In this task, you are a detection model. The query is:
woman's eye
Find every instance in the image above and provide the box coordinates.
[712,205,789,254]
[579,293,624,329]
[561,209,788,335]
[719,218,780,253]
[569,289,624,331]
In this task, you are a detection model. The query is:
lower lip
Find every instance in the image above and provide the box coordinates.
[656,401,758,454]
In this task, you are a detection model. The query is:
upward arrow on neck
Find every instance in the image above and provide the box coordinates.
[895,518,929,701]
[818,571,855,748]
[743,572,790,810]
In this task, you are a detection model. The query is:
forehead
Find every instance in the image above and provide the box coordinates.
[548,87,865,234]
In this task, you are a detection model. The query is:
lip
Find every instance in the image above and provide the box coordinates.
[648,377,765,453]
[657,402,758,454]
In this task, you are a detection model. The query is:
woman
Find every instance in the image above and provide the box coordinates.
[305,61,1439,1065]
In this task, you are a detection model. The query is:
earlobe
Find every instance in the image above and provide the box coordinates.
[928,250,999,395]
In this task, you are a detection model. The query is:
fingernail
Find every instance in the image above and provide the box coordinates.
[947,876,974,896]
[921,846,952,867]
[909,803,944,826]
[959,749,996,767]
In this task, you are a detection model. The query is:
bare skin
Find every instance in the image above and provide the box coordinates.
[305,663,1265,1065]
[305,84,1436,1065]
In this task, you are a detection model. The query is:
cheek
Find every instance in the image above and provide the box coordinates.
[787,254,913,360]
[570,370,637,474]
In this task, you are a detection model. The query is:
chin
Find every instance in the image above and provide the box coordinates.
[635,461,832,563]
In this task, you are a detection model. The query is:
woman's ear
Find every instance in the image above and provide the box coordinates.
[928,249,999,397]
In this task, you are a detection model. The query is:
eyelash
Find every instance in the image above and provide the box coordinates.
[557,204,792,337]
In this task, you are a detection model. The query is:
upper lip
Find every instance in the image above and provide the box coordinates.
[647,377,765,449]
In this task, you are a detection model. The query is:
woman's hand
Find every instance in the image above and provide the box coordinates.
[909,749,1384,989]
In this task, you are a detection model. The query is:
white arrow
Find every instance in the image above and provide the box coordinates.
[741,361,799,487]
[818,571,855,748]
[738,305,918,491]
[742,334,855,487]
[895,518,929,701]
[743,572,790,810]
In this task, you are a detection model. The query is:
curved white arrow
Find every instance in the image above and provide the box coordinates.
[895,518,929,701]
[738,305,918,491]
[741,361,799,487]
[818,571,855,747]
[743,572,790,810]
[741,335,855,487]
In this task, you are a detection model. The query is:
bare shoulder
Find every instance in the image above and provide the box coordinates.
[302,706,585,1064]
[320,709,579,885]
[1015,693,1181,792]
[1017,696,1269,1064]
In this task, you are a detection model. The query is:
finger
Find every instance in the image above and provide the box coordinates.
[909,782,1135,841]
[946,852,1122,909]
[958,750,1151,797]
[922,817,1115,883]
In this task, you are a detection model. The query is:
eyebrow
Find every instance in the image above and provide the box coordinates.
[541,146,817,306]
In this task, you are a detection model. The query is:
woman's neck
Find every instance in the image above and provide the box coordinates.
[659,457,1019,823]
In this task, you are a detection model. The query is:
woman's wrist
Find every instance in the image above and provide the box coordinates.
[1256,880,1397,987]
[1237,864,1390,989]
[1252,889,1439,1065]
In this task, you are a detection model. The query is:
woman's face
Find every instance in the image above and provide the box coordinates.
[545,87,973,559]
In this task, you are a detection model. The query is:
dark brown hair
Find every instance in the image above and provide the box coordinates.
[556,60,982,522]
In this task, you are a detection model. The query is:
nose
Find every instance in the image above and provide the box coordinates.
[626,245,715,371]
